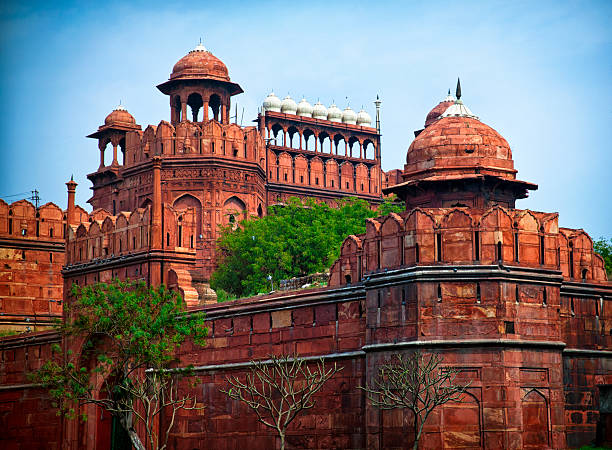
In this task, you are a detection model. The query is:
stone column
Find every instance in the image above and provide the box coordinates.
[203,101,209,121]
[181,101,187,122]
[99,142,105,169]
[151,156,162,250]
[65,177,77,226]
[112,144,118,166]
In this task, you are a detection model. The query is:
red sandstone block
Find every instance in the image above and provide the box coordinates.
[293,307,313,326]
[338,301,360,320]
[315,303,336,325]
[251,312,270,332]
[247,332,269,346]
[337,319,362,335]
[483,407,505,430]
[232,316,250,333]
[482,366,504,383]
[484,431,506,450]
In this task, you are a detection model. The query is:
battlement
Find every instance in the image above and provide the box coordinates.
[0,199,86,241]
[330,205,608,287]
[65,203,197,266]
[92,118,266,172]
[0,199,88,332]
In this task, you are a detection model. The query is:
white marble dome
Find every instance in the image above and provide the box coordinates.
[312,101,328,120]
[263,92,281,112]
[281,95,298,114]
[327,104,342,122]
[356,109,372,127]
[296,98,313,117]
[342,106,357,125]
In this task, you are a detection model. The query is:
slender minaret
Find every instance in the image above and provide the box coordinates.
[374,95,382,134]
[65,175,77,226]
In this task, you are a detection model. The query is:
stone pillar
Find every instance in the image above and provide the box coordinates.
[221,104,226,124]
[112,144,118,166]
[203,101,209,121]
[360,142,363,159]
[98,142,105,169]
[150,156,163,285]
[170,98,177,124]
[181,102,187,122]
[151,157,162,250]
[65,177,77,226]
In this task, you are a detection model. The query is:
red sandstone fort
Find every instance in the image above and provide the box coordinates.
[0,43,611,449]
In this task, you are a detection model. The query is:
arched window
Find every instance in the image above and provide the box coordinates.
[209,94,221,122]
[187,93,204,122]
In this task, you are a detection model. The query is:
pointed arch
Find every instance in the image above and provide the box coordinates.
[174,194,202,236]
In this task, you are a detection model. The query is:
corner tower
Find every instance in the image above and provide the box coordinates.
[157,42,243,125]
[387,79,537,209]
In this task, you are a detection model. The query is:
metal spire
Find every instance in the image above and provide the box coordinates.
[374,95,382,134]
[456,78,462,100]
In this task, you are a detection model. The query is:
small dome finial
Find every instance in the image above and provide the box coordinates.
[70,174,74,181]
[193,40,207,52]
[456,78,462,100]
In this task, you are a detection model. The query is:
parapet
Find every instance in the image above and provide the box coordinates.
[330,206,608,287]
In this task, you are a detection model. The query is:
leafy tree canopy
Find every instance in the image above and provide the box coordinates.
[210,196,403,298]
[32,280,207,450]
[594,237,612,277]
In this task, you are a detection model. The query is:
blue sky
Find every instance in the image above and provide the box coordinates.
[0,0,610,238]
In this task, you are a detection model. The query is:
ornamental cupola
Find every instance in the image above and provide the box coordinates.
[87,103,141,169]
[386,79,537,210]
[157,41,243,125]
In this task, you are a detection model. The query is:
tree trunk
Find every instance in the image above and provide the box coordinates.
[280,431,285,450]
[120,412,147,450]
[412,417,419,450]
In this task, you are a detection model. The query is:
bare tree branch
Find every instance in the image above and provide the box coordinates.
[360,351,471,450]
[221,354,343,450]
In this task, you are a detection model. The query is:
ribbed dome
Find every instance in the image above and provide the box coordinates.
[356,109,372,127]
[405,116,516,182]
[263,92,281,112]
[327,104,342,122]
[104,104,135,125]
[342,106,357,124]
[312,101,328,120]
[170,43,229,82]
[281,95,298,114]
[296,98,313,117]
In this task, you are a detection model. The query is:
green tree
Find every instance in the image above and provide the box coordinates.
[210,196,403,297]
[594,237,612,277]
[32,279,207,450]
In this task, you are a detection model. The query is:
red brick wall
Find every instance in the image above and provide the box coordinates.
[0,200,67,332]
[0,332,62,450]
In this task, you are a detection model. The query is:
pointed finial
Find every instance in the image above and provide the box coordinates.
[456,78,462,100]
[448,89,451,95]
[70,174,74,181]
